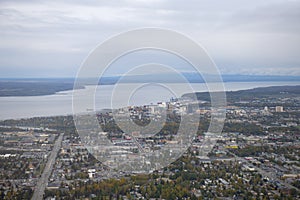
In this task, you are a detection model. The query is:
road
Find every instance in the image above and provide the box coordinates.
[31,133,64,200]
[227,151,299,191]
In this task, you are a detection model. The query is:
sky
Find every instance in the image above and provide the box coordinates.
[0,0,299,78]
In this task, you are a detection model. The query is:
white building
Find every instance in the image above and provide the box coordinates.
[275,106,284,112]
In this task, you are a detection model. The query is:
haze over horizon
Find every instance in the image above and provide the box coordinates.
[0,0,299,78]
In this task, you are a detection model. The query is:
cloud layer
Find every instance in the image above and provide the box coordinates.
[0,0,299,77]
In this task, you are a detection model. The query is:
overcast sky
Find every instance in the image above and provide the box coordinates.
[0,0,299,77]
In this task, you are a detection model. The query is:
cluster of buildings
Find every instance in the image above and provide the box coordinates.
[0,128,59,197]
[0,89,300,199]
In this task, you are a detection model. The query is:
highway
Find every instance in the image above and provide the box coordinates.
[31,133,64,200]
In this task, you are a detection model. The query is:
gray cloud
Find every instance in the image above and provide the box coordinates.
[0,0,299,77]
[221,1,300,34]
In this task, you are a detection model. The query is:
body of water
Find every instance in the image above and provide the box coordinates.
[0,81,299,120]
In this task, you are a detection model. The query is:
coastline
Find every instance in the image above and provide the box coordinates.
[0,83,300,121]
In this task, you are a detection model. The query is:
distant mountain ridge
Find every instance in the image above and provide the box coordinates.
[99,73,300,84]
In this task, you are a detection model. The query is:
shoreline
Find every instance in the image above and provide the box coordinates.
[0,77,300,97]
[0,84,299,122]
